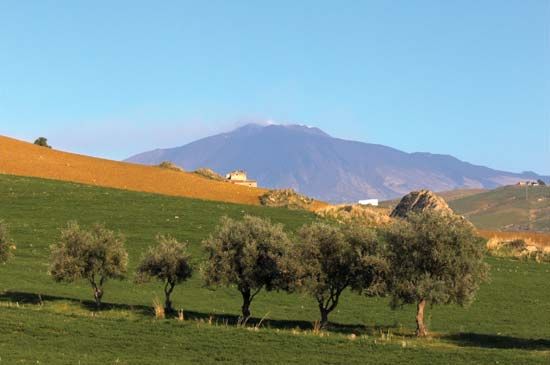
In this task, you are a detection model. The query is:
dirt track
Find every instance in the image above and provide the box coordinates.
[0,135,267,206]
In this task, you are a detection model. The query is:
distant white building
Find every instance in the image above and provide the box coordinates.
[517,181,540,187]
[358,199,379,207]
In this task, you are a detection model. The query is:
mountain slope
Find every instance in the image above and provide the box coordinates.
[0,135,267,206]
[126,124,548,202]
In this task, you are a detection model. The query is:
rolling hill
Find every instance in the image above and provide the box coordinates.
[449,185,550,231]
[380,188,489,209]
[0,135,266,206]
[126,123,549,203]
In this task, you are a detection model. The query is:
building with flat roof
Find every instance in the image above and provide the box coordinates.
[226,170,257,188]
[358,199,379,206]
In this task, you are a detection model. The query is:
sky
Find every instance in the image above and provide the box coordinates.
[0,1,549,174]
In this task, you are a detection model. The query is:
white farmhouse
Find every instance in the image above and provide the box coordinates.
[358,199,379,207]
[225,170,258,188]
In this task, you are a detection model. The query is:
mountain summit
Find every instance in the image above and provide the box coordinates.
[126,123,547,202]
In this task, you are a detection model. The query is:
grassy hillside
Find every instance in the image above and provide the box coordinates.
[379,188,487,210]
[437,188,488,202]
[0,175,549,364]
[450,185,550,231]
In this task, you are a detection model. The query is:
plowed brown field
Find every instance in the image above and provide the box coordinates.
[0,135,270,206]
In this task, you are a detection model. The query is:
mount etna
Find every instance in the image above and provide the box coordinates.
[126,124,548,202]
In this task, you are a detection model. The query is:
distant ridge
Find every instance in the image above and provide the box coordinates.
[126,123,549,203]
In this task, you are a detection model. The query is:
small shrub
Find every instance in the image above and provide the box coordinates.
[479,230,550,247]
[507,239,527,250]
[311,320,322,335]
[489,239,527,258]
[316,204,391,227]
[177,309,185,321]
[486,237,550,262]
[152,297,165,319]
[193,168,225,181]
[34,137,51,148]
[157,161,185,172]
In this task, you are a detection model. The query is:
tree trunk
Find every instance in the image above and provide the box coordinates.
[318,302,330,329]
[93,287,103,309]
[164,281,175,313]
[416,299,428,337]
[164,294,173,313]
[241,289,252,319]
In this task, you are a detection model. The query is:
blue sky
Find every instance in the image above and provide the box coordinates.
[1,1,549,174]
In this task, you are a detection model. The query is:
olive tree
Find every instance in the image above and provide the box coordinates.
[136,235,193,312]
[0,220,15,264]
[292,222,387,328]
[202,215,291,319]
[384,211,488,337]
[34,137,51,148]
[50,221,128,308]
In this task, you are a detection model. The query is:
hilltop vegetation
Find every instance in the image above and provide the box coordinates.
[157,161,185,172]
[193,167,226,181]
[260,188,316,210]
[0,174,549,363]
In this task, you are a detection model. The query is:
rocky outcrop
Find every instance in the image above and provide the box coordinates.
[260,189,313,210]
[390,190,454,218]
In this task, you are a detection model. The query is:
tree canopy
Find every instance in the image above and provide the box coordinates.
[202,215,291,319]
[50,221,128,307]
[33,137,51,148]
[384,211,489,336]
[136,235,193,312]
[292,222,387,327]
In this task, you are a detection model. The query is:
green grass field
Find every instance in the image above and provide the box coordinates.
[0,174,549,364]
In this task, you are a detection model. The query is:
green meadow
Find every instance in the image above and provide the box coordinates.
[0,174,549,364]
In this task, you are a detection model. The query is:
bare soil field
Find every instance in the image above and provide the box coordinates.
[0,135,268,206]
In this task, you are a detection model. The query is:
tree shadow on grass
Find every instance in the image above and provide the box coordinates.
[180,309,398,335]
[0,290,152,316]
[0,290,398,335]
[4,291,549,349]
[445,333,550,351]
